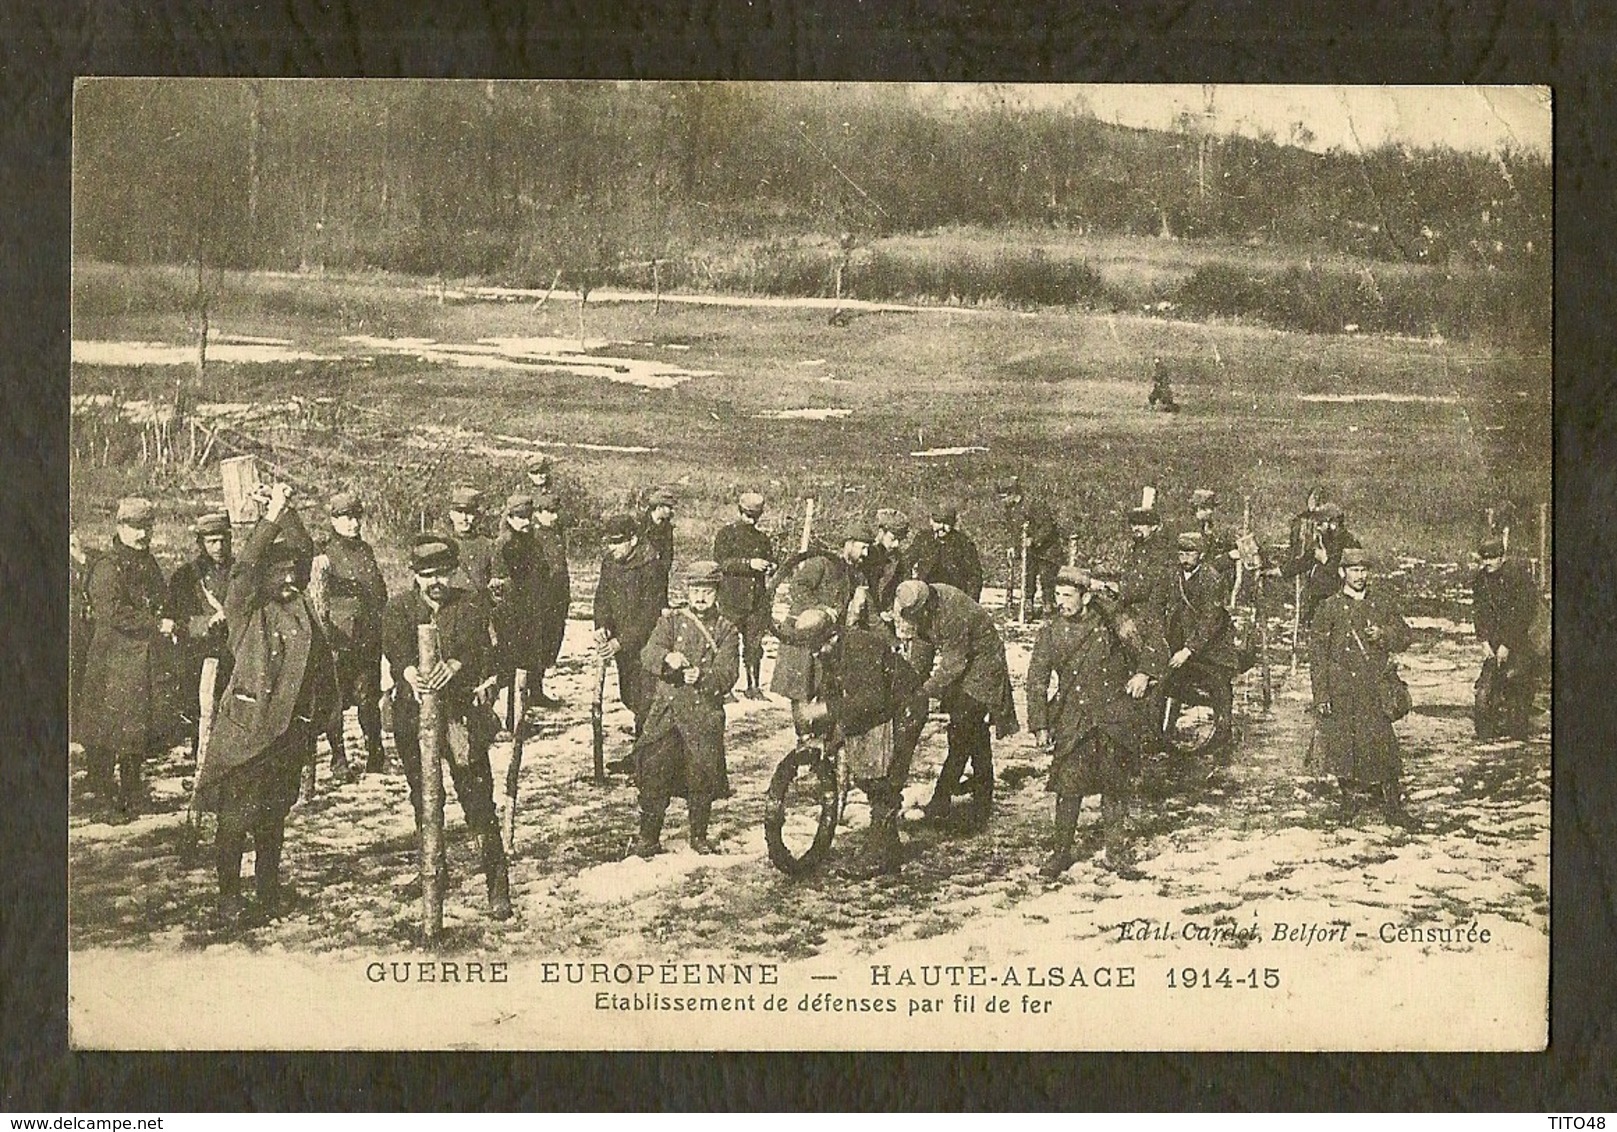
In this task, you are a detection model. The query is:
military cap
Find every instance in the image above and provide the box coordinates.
[1315,501,1345,521]
[534,491,560,514]
[1055,565,1091,589]
[116,497,156,525]
[1126,506,1160,526]
[449,486,484,510]
[504,492,535,517]
[648,486,678,508]
[931,502,959,525]
[841,519,875,545]
[525,452,553,474]
[737,491,766,515]
[1177,531,1207,552]
[1478,536,1506,558]
[194,511,231,536]
[601,513,638,543]
[792,607,838,649]
[328,491,363,517]
[685,559,723,587]
[410,535,460,574]
[893,579,934,616]
[875,508,911,537]
[1339,546,1371,567]
[1191,488,1218,508]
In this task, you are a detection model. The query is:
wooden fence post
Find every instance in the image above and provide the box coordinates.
[417,623,446,942]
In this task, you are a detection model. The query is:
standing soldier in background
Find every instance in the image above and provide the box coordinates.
[895,579,1019,830]
[383,535,511,920]
[530,492,570,709]
[1472,534,1543,741]
[1190,489,1239,587]
[523,452,554,498]
[311,492,387,780]
[1147,355,1179,412]
[1165,531,1240,757]
[643,486,678,610]
[168,512,236,758]
[866,509,919,616]
[911,502,984,602]
[490,492,546,720]
[1282,501,1358,627]
[1310,547,1414,818]
[195,484,336,925]
[998,477,1063,619]
[770,520,873,731]
[594,513,668,756]
[1028,565,1159,879]
[713,491,775,700]
[1114,505,1174,650]
[446,486,496,596]
[628,561,740,858]
[76,497,176,820]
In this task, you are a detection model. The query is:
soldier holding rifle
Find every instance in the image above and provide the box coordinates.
[383,535,511,920]
[713,491,776,700]
[194,484,336,925]
[1164,531,1239,758]
[594,513,668,750]
[1282,500,1359,628]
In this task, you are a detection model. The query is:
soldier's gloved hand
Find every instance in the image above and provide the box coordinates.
[683,665,702,686]
[1169,647,1193,670]
[402,666,425,697]
[158,618,177,638]
[421,659,459,692]
[1496,643,1510,663]
[1125,673,1151,699]
[208,610,227,628]
[749,558,771,573]
[1314,544,1330,564]
[664,650,688,670]
[472,676,498,708]
[1034,728,1052,750]
[1316,700,1333,718]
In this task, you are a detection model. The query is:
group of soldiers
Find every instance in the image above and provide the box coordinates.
[69,451,1547,925]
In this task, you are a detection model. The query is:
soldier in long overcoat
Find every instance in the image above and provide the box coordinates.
[529,492,571,707]
[642,486,678,610]
[1164,531,1240,755]
[167,511,235,757]
[866,509,920,615]
[998,477,1064,619]
[895,580,1019,828]
[1310,547,1414,812]
[311,492,387,777]
[446,486,496,596]
[629,561,740,857]
[713,491,776,699]
[383,535,511,920]
[910,502,984,601]
[1027,566,1161,877]
[76,496,178,818]
[1282,501,1360,627]
[1471,534,1543,740]
[195,486,338,924]
[769,521,872,720]
[594,514,668,733]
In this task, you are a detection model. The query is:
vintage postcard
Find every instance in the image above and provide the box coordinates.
[67,80,1550,1050]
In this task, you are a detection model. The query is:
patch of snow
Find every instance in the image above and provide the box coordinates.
[73,340,337,366]
[1296,393,1459,404]
[758,408,853,421]
[909,445,989,458]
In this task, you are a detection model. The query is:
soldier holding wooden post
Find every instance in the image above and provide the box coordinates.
[168,511,235,759]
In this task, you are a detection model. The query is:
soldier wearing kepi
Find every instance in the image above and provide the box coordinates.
[312,492,387,778]
[383,535,510,920]
[629,561,740,858]
[1190,489,1239,586]
[1028,566,1161,878]
[195,484,337,925]
[490,492,548,721]
[1310,547,1414,817]
[1282,501,1359,627]
[529,491,571,709]
[594,513,668,742]
[866,509,919,615]
[713,491,776,700]
[1112,504,1175,678]
[168,511,236,758]
[1471,534,1543,740]
[642,486,679,610]
[523,452,555,497]
[446,486,495,596]
[998,476,1063,619]
[76,496,177,819]
[1165,531,1240,757]
[911,502,984,602]
[895,579,1019,830]
[770,520,874,732]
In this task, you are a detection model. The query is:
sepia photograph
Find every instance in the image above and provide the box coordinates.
[65,80,1551,1050]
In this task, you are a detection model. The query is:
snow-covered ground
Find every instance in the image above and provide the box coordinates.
[69,610,1548,1050]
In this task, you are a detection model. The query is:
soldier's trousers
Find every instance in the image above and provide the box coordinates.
[615,652,652,727]
[1023,556,1060,615]
[735,609,771,683]
[326,644,384,771]
[391,693,500,834]
[928,690,994,811]
[85,745,149,812]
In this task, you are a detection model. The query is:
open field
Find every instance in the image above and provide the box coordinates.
[71,260,1549,586]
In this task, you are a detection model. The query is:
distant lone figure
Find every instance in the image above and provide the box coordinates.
[1148,356,1180,413]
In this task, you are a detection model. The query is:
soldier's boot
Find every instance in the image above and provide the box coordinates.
[480,829,513,920]
[531,672,562,710]
[688,798,717,855]
[630,805,666,860]
[924,744,970,819]
[114,750,145,821]
[1100,793,1142,878]
[1040,793,1084,878]
[858,786,904,877]
[252,823,287,921]
[745,660,767,700]
[215,833,247,925]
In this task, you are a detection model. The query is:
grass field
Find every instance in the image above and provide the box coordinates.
[70,258,1549,589]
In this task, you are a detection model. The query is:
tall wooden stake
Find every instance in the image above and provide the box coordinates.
[799,497,816,553]
[1539,502,1549,593]
[1016,521,1030,624]
[417,623,446,942]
